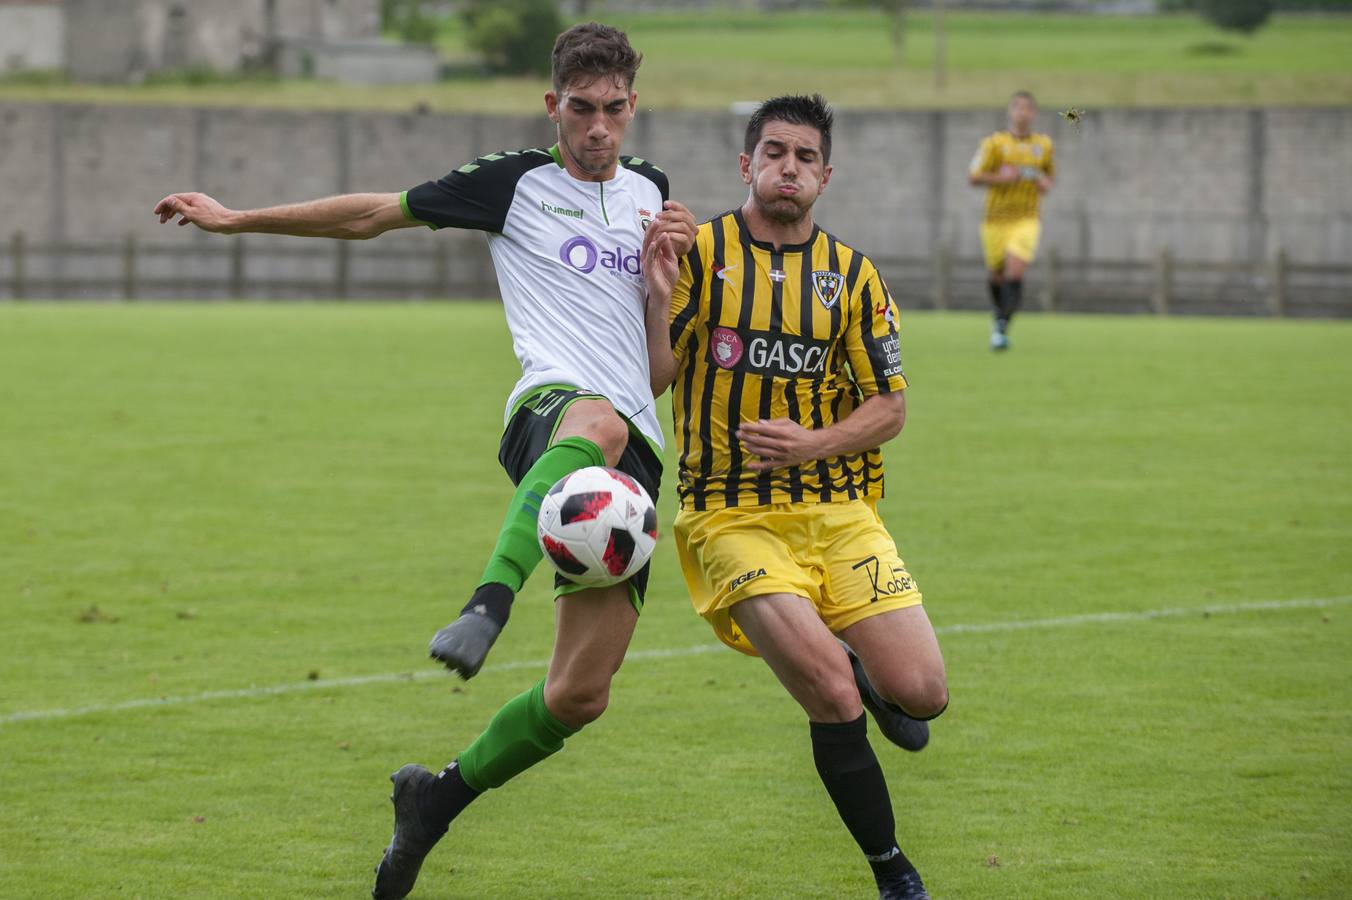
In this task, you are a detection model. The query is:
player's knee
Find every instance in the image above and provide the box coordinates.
[809,673,865,722]
[547,680,611,728]
[908,677,949,720]
[589,413,630,467]
[878,671,948,720]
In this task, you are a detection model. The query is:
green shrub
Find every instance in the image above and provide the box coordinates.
[460,0,563,77]
[1193,0,1276,33]
[381,0,439,45]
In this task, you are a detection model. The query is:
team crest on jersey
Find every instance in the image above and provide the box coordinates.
[637,207,653,231]
[812,270,845,309]
[1031,144,1043,158]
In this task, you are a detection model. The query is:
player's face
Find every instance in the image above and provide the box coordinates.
[546,75,636,179]
[1009,96,1037,134]
[740,121,832,226]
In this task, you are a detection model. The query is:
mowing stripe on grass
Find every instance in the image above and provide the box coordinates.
[3,595,1347,727]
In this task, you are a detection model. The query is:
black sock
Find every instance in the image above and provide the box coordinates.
[418,761,481,834]
[999,279,1023,326]
[987,280,1002,310]
[460,582,514,629]
[810,716,915,885]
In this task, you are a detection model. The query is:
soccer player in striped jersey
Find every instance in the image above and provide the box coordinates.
[968,91,1055,350]
[643,95,948,900]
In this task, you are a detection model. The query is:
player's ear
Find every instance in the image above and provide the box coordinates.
[545,90,560,123]
[739,152,752,185]
[820,163,832,191]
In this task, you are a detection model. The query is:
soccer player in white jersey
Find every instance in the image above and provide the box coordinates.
[154,24,695,898]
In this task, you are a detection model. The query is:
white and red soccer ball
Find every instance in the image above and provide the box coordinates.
[536,466,658,588]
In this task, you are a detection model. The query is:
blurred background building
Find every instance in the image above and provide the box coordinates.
[1,0,440,83]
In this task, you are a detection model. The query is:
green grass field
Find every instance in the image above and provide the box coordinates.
[1,304,1349,898]
[1,11,1349,111]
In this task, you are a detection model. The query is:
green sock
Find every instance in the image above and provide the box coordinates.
[457,679,579,792]
[479,436,605,592]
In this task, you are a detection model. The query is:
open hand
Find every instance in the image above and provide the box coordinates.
[642,229,679,305]
[153,192,236,233]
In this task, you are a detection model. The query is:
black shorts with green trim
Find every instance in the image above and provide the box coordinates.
[498,385,663,609]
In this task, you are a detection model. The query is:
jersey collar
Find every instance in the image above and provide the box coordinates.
[733,207,820,254]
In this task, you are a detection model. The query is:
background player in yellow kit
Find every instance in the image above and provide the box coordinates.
[968,91,1055,350]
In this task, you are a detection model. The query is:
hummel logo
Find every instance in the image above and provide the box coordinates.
[541,200,584,220]
[712,263,739,282]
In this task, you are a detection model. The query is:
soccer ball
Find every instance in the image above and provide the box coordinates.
[536,466,658,588]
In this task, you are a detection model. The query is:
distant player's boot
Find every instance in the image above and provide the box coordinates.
[878,869,931,900]
[990,324,1009,351]
[429,611,502,680]
[372,765,447,900]
[844,643,929,752]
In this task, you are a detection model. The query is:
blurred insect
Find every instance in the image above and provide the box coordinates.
[1059,107,1086,129]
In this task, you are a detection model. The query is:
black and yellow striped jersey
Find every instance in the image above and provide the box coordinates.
[970,130,1055,223]
[668,209,908,512]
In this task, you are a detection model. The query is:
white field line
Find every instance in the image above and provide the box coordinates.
[2,595,1347,728]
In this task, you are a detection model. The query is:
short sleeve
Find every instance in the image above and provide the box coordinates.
[621,156,670,203]
[402,149,549,233]
[969,136,999,175]
[843,264,907,397]
[1042,138,1056,177]
[668,238,702,369]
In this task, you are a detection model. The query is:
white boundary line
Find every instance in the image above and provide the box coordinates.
[3,595,1347,727]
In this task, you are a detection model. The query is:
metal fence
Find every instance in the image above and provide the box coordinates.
[2,233,1348,318]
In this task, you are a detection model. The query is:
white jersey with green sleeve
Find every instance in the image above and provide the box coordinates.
[401,145,669,449]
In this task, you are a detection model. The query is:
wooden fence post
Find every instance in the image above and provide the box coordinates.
[1042,247,1059,312]
[1271,249,1288,317]
[335,241,350,299]
[122,233,138,300]
[1151,249,1172,315]
[10,232,24,300]
[433,244,449,299]
[230,237,246,298]
[933,243,951,311]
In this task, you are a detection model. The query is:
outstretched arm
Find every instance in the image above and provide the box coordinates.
[736,391,906,472]
[152,191,418,240]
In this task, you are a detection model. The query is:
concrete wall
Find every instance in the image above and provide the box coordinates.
[0,101,1347,311]
[0,2,64,72]
[63,0,380,82]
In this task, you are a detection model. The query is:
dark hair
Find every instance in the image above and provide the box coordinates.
[1010,90,1037,106]
[551,23,642,93]
[743,94,834,164]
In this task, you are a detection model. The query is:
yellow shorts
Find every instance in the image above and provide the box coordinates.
[980,218,1041,271]
[673,499,923,656]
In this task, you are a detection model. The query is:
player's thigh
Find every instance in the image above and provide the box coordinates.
[553,397,629,466]
[816,500,923,632]
[544,583,638,715]
[1003,219,1041,275]
[980,222,1008,272]
[839,605,947,715]
[673,504,820,655]
[500,386,606,483]
[730,592,861,722]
